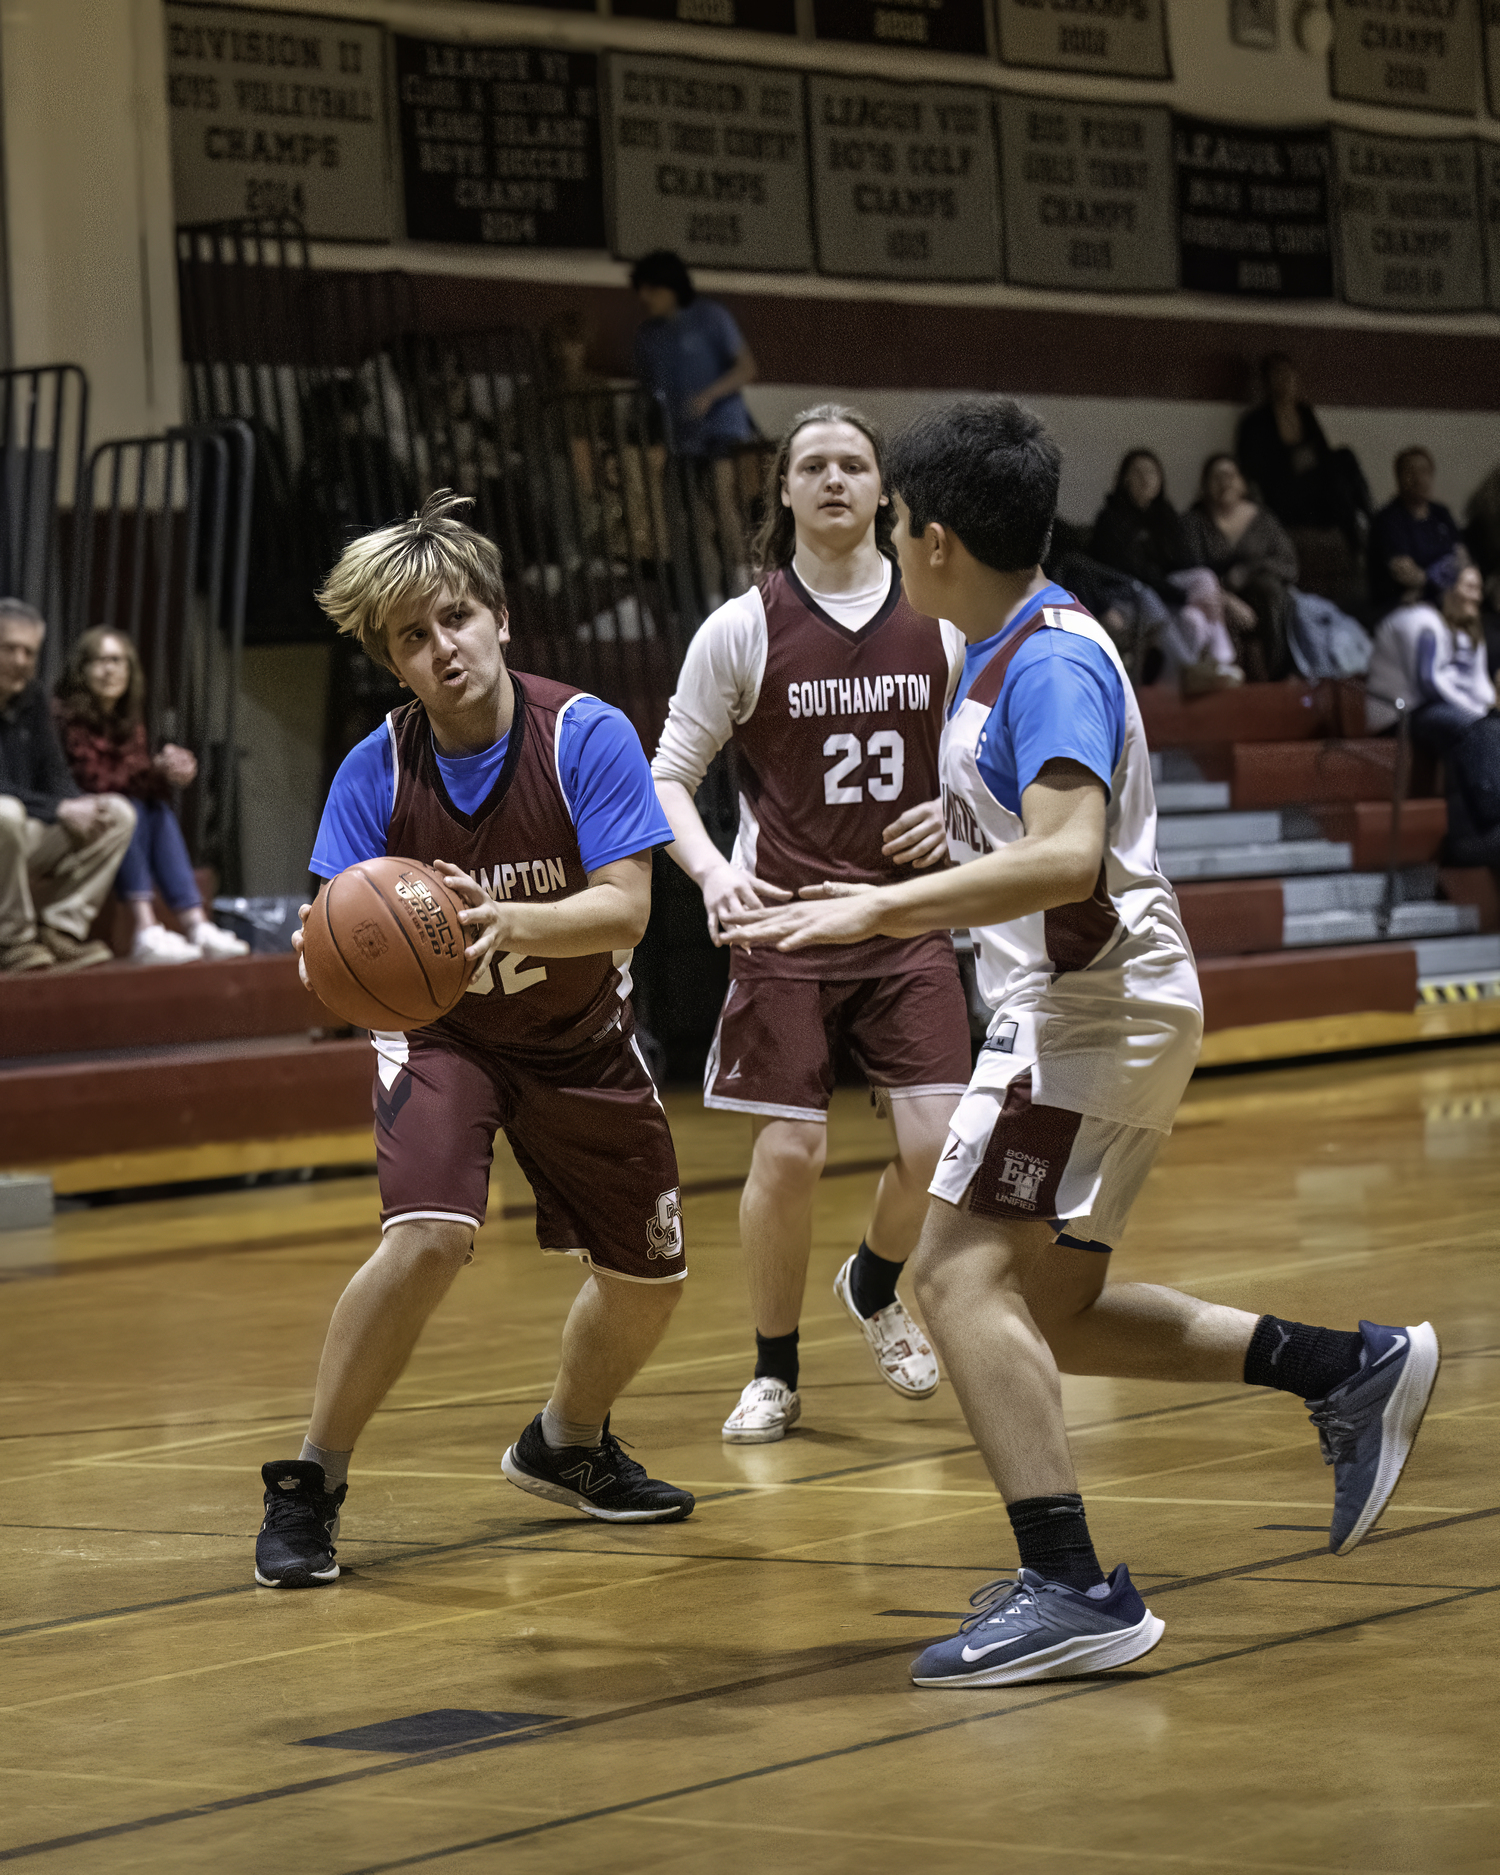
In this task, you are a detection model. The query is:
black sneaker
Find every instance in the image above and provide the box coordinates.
[501,1415,694,1523]
[254,1460,347,1587]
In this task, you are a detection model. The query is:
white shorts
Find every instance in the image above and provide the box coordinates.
[928,1040,1165,1252]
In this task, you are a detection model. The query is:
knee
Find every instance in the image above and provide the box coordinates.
[98,795,138,844]
[379,1219,474,1281]
[753,1122,827,1191]
[893,1123,949,1189]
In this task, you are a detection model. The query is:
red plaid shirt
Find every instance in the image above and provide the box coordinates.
[54,706,171,802]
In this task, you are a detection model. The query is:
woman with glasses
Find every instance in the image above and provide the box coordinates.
[53,627,247,962]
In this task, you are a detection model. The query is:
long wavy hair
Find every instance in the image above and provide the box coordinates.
[55,625,146,739]
[749,403,893,575]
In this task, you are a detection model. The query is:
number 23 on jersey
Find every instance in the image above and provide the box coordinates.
[824,730,904,805]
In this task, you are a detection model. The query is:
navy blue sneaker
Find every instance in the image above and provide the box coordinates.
[1307,1319,1440,1555]
[910,1565,1164,1688]
[254,1460,346,1588]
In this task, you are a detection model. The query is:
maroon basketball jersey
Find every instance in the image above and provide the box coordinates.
[732,564,953,980]
[385,673,629,1053]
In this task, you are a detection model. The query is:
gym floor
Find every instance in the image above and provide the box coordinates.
[2,1049,1496,1874]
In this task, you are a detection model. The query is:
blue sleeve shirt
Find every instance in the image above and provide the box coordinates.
[309,694,672,879]
[953,587,1126,816]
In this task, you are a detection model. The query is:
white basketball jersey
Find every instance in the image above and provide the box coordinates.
[942,600,1202,1132]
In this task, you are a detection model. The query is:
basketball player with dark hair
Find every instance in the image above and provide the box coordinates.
[724,397,1439,1685]
[652,405,972,1443]
[254,492,693,1589]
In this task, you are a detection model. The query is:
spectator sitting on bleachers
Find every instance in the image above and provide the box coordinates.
[1181,454,1299,681]
[1366,555,1491,754]
[1368,447,1462,619]
[54,627,248,963]
[0,599,133,976]
[1091,449,1245,693]
[1235,353,1370,552]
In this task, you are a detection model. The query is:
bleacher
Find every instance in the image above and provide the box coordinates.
[1144,682,1500,1066]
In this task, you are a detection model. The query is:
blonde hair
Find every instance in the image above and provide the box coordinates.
[316,490,507,670]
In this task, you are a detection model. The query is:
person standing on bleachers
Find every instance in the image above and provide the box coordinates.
[0,598,132,976]
[1367,447,1462,619]
[53,627,247,963]
[1235,353,1370,553]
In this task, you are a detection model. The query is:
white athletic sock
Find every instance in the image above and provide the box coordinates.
[541,1403,603,1451]
[299,1439,351,1491]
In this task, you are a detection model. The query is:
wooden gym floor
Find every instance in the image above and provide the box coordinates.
[1,1047,1497,1874]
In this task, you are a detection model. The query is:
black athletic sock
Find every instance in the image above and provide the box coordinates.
[754,1328,799,1391]
[1244,1315,1364,1400]
[1007,1494,1106,1592]
[848,1240,901,1318]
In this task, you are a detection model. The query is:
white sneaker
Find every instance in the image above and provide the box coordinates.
[834,1255,940,1398]
[722,1377,801,1445]
[130,924,201,965]
[190,921,250,959]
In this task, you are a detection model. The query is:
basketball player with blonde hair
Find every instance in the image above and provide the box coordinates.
[653,405,972,1442]
[254,492,694,1589]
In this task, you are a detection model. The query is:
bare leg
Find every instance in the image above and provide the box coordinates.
[548,1271,682,1425]
[740,1117,827,1337]
[914,1202,1076,1499]
[1023,1247,1258,1383]
[306,1221,472,1451]
[864,1092,958,1264]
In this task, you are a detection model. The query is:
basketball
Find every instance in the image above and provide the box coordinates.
[303,856,474,1031]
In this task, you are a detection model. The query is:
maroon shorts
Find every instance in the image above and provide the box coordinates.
[372,1025,685,1284]
[704,953,972,1121]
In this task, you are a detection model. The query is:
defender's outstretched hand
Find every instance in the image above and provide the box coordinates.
[719,880,880,951]
[881,798,948,869]
[700,860,793,946]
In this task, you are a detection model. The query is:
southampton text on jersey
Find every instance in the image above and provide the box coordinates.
[476,857,570,901]
[786,672,933,720]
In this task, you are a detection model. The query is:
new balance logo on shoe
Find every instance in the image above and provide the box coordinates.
[558,1460,616,1494]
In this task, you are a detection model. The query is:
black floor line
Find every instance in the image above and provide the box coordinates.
[3,1507,1494,1865]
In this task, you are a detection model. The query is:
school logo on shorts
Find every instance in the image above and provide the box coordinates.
[647,1188,684,1259]
[996,1150,1048,1209]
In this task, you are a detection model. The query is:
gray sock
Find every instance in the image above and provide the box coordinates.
[541,1403,603,1451]
[299,1439,352,1491]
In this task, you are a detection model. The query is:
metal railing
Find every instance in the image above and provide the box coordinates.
[0,364,89,680]
[72,421,255,890]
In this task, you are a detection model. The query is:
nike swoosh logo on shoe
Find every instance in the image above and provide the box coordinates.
[1371,1334,1408,1368]
[959,1639,1015,1662]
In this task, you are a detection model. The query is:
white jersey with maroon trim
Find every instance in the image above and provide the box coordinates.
[942,602,1201,1133]
[653,561,966,980]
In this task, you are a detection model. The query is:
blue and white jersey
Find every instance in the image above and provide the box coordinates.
[942,590,1201,1132]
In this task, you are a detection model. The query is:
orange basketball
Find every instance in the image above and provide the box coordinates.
[303,857,475,1031]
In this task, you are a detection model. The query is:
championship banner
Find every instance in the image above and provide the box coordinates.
[807,74,1001,280]
[604,53,812,270]
[394,37,605,249]
[165,3,392,238]
[1332,128,1486,313]
[1476,140,1500,312]
[994,0,1170,80]
[1175,116,1333,300]
[1329,0,1480,117]
[812,0,989,56]
[999,95,1175,294]
[611,0,797,29]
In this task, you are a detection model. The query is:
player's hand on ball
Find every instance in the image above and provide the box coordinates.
[293,901,312,991]
[700,860,792,946]
[882,798,948,869]
[720,883,880,951]
[430,860,506,964]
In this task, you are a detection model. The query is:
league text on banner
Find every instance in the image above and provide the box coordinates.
[812,0,989,56]
[395,37,605,249]
[165,3,392,238]
[1330,0,1480,117]
[1175,116,1333,301]
[994,0,1171,80]
[1332,128,1486,314]
[605,53,812,269]
[807,74,1001,280]
[999,95,1175,294]
[611,0,798,27]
